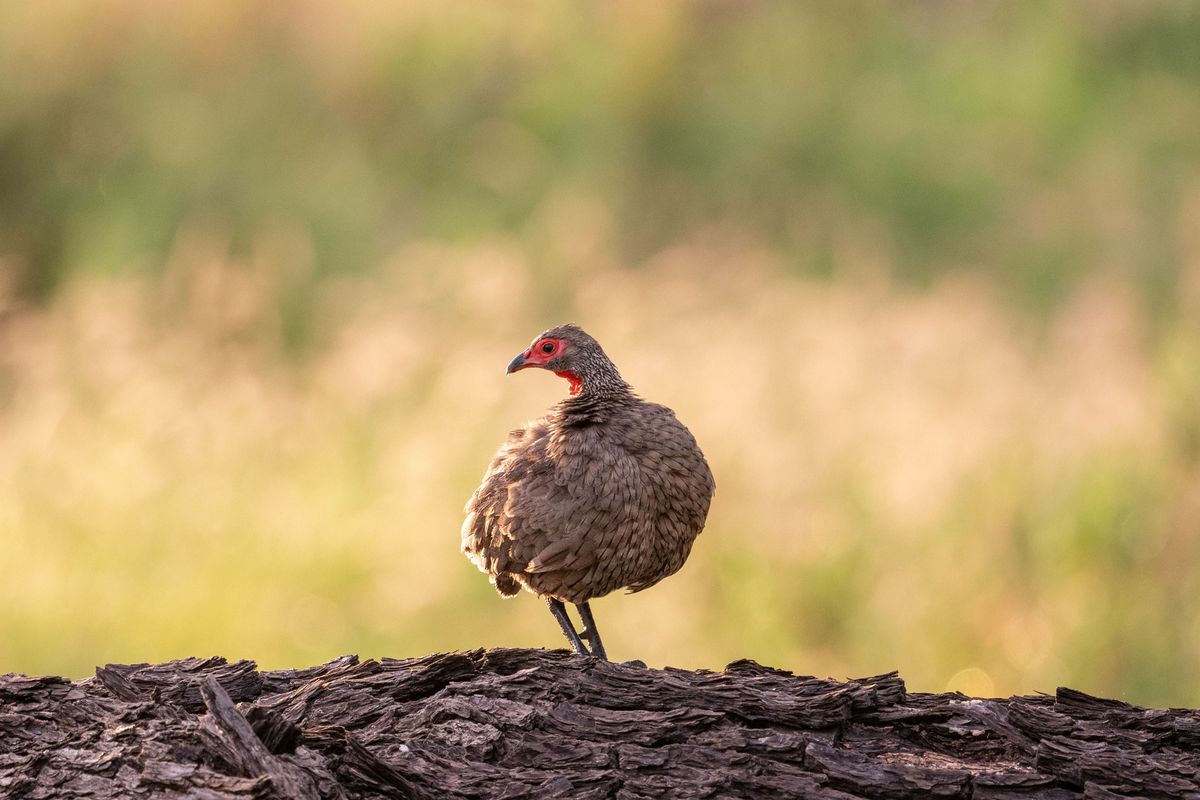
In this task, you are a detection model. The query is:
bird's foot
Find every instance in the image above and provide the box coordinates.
[576,601,608,661]
[579,629,607,661]
[546,598,590,657]
[546,598,610,660]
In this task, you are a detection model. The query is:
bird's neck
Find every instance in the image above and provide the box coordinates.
[555,369,634,423]
[573,366,631,399]
[558,353,629,397]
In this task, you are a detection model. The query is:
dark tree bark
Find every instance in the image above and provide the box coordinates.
[2,648,1198,799]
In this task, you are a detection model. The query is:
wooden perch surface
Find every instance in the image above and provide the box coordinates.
[2,648,1199,799]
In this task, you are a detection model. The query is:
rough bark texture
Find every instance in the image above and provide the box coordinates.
[2,648,1198,799]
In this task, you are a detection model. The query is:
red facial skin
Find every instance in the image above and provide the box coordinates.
[554,370,583,395]
[511,338,582,395]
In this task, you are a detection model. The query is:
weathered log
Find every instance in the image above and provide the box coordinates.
[1,648,1198,799]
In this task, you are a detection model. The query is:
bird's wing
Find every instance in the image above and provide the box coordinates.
[462,424,548,589]
[619,403,715,593]
[465,420,647,581]
[518,424,645,576]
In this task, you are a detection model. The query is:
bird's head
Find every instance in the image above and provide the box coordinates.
[506,324,627,397]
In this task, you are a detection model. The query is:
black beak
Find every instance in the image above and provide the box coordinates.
[506,352,531,374]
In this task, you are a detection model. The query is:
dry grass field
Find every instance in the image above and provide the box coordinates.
[2,1,1199,706]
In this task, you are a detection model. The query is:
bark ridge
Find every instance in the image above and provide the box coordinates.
[2,648,1198,799]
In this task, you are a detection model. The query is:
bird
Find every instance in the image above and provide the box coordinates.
[462,324,715,659]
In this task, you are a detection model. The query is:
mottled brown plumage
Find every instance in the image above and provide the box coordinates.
[462,324,715,658]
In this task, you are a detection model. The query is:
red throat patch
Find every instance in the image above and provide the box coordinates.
[555,370,583,395]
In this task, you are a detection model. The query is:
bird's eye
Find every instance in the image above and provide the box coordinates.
[540,341,555,354]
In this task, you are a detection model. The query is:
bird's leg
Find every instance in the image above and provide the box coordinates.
[576,601,608,661]
[546,598,590,656]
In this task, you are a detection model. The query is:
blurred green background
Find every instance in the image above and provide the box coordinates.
[2,1,1200,707]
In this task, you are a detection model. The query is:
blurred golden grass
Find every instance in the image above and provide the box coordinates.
[3,233,1199,705]
[3,0,1200,707]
